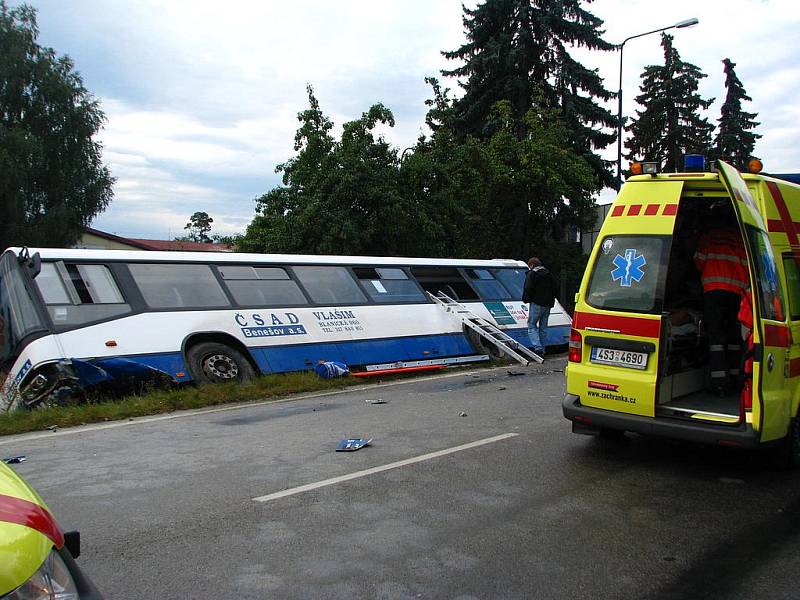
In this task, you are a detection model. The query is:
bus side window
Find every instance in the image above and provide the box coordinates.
[409,267,480,301]
[218,265,308,307]
[492,268,528,299]
[35,262,131,327]
[352,267,426,303]
[128,264,230,309]
[464,268,512,300]
[292,266,367,305]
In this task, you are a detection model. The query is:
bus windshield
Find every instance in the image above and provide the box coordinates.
[0,253,46,368]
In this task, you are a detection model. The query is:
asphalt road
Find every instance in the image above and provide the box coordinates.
[4,358,800,599]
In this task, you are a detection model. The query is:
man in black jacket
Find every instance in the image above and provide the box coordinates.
[522,257,556,356]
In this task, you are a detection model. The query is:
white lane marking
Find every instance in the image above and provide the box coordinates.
[252,433,519,503]
[0,365,527,445]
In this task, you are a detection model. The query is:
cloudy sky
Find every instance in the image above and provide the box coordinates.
[10,0,800,240]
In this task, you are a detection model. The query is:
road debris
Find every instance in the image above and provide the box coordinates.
[365,398,387,404]
[46,425,58,432]
[315,360,350,379]
[336,438,372,452]
[498,386,507,390]
[2,455,26,464]
[507,370,525,377]
[459,411,468,417]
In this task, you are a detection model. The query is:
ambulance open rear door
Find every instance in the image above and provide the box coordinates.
[717,160,791,442]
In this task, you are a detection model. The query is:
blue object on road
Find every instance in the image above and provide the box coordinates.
[315,361,350,379]
[336,438,371,452]
[2,455,26,464]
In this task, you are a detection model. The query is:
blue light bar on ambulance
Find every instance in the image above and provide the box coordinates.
[684,154,705,172]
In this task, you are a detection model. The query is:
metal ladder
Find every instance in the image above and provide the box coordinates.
[428,292,544,365]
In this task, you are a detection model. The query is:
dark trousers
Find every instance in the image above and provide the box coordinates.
[703,290,742,388]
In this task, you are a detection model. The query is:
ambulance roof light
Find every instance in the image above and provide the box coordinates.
[747,158,763,173]
[684,154,705,172]
[629,161,659,176]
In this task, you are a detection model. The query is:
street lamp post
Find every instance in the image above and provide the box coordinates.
[615,18,699,191]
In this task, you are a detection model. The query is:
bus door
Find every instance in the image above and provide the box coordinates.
[718,160,791,441]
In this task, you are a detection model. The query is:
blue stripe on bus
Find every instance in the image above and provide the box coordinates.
[77,326,572,384]
[250,332,475,374]
[124,353,192,381]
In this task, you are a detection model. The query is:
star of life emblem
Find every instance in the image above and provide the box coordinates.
[611,249,646,288]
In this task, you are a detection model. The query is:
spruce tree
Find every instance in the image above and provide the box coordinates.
[625,33,714,172]
[713,58,760,169]
[441,0,616,188]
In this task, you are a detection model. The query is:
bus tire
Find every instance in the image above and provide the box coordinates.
[186,342,255,384]
[466,327,503,359]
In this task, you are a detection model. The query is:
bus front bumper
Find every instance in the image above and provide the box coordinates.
[562,394,760,449]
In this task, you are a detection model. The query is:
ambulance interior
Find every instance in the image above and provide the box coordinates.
[657,193,748,423]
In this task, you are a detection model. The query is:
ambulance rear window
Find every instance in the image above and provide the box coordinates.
[586,235,670,314]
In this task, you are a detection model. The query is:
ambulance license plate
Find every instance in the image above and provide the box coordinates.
[590,347,647,370]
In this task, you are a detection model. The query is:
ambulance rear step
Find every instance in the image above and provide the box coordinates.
[656,401,741,424]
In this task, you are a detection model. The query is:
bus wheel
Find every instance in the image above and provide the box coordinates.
[187,342,255,384]
[466,327,503,359]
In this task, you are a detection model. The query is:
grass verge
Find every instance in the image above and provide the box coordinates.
[0,371,370,437]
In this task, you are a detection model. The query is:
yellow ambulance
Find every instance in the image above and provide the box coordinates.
[0,461,102,598]
[563,159,800,462]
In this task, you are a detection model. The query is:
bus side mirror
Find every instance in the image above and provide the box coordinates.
[28,252,41,278]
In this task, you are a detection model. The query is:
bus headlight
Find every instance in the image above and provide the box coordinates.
[2,550,79,599]
[21,373,50,404]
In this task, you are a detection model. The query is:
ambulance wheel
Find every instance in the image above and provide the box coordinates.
[187,342,255,384]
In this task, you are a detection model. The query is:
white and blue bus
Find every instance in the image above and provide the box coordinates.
[0,247,571,411]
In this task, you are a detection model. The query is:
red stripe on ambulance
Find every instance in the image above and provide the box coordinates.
[610,204,671,217]
[764,323,791,348]
[0,493,64,548]
[662,204,678,216]
[644,204,660,215]
[789,357,800,378]
[766,181,800,250]
[573,311,661,338]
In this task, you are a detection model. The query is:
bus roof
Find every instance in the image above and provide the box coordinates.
[4,248,527,268]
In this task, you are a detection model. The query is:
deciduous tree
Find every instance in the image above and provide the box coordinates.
[240,87,435,256]
[183,211,214,243]
[0,2,113,250]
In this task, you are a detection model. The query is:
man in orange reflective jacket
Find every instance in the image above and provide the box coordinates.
[694,222,749,396]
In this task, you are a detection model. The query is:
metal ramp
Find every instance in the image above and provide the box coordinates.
[428,292,543,365]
